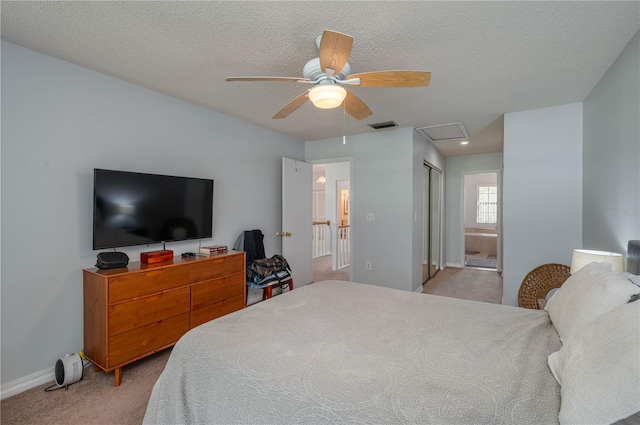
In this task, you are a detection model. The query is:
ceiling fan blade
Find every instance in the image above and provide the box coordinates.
[319,30,353,76]
[272,91,309,119]
[226,76,310,82]
[347,71,431,87]
[342,90,372,120]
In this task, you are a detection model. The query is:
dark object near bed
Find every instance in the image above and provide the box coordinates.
[233,229,293,286]
[234,229,266,263]
[518,263,571,309]
[628,240,640,275]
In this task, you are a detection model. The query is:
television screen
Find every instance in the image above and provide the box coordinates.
[93,169,213,250]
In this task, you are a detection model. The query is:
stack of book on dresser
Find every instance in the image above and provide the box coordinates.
[199,245,228,256]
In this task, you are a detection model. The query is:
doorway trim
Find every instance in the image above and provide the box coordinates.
[460,169,502,272]
[308,157,353,282]
[423,160,444,281]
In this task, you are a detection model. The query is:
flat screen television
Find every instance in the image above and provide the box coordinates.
[93,169,213,250]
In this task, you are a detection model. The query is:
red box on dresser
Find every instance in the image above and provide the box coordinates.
[140,250,174,263]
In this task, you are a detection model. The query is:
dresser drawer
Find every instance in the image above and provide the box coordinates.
[108,288,190,336]
[191,272,244,310]
[109,312,189,367]
[109,265,190,304]
[190,254,244,283]
[190,294,244,328]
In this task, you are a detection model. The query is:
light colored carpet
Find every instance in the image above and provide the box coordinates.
[313,255,350,282]
[423,267,503,304]
[1,349,170,425]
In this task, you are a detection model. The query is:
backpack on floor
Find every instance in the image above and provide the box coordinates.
[247,254,291,285]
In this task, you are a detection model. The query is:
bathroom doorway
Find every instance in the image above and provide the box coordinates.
[462,172,499,270]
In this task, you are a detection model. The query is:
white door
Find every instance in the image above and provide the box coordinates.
[282,157,313,287]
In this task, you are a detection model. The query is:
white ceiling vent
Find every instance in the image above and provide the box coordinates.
[416,122,470,143]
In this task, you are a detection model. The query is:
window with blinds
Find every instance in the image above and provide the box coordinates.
[477,185,497,224]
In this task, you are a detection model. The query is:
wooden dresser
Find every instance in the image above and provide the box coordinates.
[83,251,245,386]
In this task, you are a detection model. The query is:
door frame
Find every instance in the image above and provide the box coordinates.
[307,157,353,281]
[423,160,444,282]
[460,169,502,272]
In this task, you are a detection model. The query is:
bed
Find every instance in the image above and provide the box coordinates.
[144,245,640,425]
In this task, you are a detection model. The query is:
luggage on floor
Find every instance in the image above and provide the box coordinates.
[234,229,292,286]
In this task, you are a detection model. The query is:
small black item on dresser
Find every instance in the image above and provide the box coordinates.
[181,252,196,258]
[96,252,129,269]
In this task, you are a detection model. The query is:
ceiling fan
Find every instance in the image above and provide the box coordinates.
[226,30,431,120]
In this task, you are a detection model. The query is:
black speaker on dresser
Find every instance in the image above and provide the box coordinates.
[95,251,129,269]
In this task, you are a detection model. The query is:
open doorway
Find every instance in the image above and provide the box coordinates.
[312,162,351,282]
[463,172,499,270]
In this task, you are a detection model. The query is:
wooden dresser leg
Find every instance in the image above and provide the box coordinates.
[114,367,122,387]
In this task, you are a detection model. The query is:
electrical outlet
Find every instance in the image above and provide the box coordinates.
[365,261,372,270]
[366,213,374,221]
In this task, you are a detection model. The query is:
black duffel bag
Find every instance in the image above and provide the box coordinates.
[247,254,291,284]
[96,252,129,269]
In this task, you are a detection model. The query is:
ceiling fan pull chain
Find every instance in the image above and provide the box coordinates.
[343,101,347,145]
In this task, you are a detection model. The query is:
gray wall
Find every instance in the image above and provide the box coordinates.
[305,128,414,291]
[305,127,444,292]
[1,41,303,386]
[445,153,503,268]
[583,31,640,255]
[503,103,583,306]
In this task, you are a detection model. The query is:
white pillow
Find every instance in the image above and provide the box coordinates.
[545,261,640,343]
[548,301,640,425]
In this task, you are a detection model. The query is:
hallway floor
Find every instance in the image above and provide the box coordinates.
[312,257,501,305]
[313,255,350,282]
[423,267,502,304]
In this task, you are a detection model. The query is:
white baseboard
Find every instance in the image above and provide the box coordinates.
[445,262,464,269]
[1,366,54,400]
[414,285,424,293]
[1,357,92,400]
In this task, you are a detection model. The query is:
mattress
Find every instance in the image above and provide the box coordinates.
[144,280,561,424]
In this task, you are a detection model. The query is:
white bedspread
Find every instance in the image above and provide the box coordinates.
[144,280,561,424]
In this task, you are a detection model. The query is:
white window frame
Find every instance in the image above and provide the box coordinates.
[477,185,497,224]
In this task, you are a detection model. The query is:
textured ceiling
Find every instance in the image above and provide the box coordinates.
[2,1,638,156]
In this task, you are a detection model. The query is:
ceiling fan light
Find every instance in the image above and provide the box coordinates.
[309,85,347,109]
